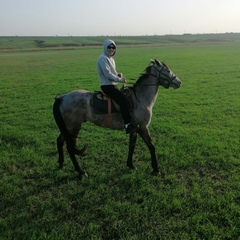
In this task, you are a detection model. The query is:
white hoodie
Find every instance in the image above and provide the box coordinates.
[97,39,122,86]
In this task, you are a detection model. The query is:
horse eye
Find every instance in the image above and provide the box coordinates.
[163,65,170,73]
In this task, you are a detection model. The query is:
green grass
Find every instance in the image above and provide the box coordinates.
[1,33,240,50]
[0,41,240,239]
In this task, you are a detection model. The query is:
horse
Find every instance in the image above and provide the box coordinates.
[53,59,181,178]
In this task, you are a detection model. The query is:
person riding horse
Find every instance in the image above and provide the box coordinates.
[97,39,138,134]
[53,57,181,178]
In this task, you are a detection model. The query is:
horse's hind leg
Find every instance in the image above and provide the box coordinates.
[138,127,160,175]
[127,131,138,170]
[57,133,65,169]
[66,137,87,178]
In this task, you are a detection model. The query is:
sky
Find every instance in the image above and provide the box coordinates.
[0,0,239,36]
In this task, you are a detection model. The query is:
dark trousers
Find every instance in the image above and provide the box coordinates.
[101,85,131,124]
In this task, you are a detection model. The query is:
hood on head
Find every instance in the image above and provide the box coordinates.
[103,39,116,56]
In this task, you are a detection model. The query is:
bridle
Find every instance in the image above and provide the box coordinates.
[131,62,177,88]
[151,64,177,87]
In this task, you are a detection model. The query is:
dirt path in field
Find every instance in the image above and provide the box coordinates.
[0,43,162,52]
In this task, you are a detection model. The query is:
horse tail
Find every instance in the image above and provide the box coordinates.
[53,96,67,137]
[53,96,87,155]
[74,144,88,155]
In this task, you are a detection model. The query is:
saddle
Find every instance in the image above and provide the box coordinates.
[90,87,134,115]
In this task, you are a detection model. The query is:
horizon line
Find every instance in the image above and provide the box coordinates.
[0,32,240,38]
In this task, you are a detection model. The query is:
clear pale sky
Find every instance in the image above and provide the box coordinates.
[1,0,239,36]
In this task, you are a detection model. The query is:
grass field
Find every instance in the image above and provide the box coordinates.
[1,33,240,50]
[0,37,240,239]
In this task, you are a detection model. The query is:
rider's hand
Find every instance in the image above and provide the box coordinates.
[121,77,126,83]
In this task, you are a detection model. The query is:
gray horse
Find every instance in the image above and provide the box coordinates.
[53,59,181,178]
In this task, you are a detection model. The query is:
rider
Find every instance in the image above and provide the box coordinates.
[97,39,138,134]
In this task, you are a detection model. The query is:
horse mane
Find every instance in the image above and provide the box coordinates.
[133,65,152,87]
[132,59,168,89]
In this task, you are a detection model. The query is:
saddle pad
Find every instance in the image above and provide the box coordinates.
[91,91,118,114]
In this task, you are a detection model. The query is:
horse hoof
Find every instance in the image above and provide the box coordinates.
[75,170,89,180]
[58,161,64,169]
[152,170,160,176]
[127,164,136,170]
[80,171,89,178]
[83,172,89,178]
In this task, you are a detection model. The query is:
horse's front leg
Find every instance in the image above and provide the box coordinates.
[138,127,160,175]
[126,131,138,170]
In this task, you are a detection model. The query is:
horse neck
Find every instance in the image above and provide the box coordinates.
[134,76,159,108]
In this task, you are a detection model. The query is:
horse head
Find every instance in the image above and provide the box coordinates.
[150,59,181,89]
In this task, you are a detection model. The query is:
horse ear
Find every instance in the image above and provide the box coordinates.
[154,59,161,66]
[150,59,155,64]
